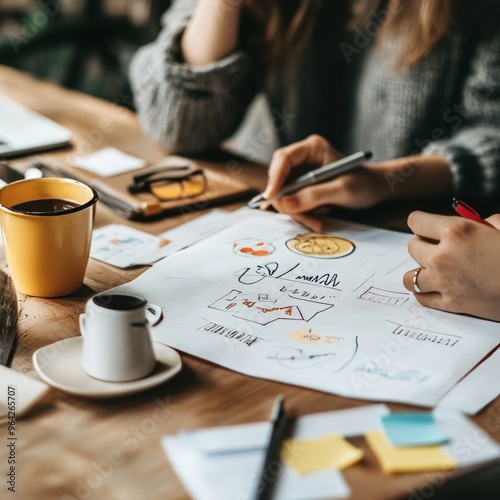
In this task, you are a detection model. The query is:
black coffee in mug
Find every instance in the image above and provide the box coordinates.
[10,198,80,214]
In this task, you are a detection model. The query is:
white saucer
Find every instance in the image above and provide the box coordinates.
[32,337,182,398]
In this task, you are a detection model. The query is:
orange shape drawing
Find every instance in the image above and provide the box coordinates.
[233,239,275,257]
[286,234,355,259]
[288,328,324,344]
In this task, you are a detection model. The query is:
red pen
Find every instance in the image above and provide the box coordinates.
[452,198,494,227]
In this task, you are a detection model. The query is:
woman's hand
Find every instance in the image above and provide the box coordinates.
[262,135,387,231]
[403,211,500,322]
[262,135,453,231]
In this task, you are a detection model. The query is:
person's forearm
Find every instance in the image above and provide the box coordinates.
[374,154,453,200]
[181,0,243,65]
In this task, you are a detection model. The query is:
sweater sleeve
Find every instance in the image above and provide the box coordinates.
[423,32,500,200]
[128,0,258,154]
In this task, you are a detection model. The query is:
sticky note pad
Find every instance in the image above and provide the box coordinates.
[281,433,363,474]
[381,413,448,447]
[74,147,146,176]
[365,431,457,473]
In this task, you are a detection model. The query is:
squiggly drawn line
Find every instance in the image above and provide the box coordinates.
[323,335,359,373]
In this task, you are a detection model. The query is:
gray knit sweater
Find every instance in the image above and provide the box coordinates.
[129,0,500,200]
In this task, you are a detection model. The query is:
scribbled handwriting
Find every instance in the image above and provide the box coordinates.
[355,361,429,382]
[388,321,461,347]
[235,262,341,289]
[199,321,259,346]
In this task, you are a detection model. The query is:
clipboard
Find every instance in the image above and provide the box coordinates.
[34,155,258,221]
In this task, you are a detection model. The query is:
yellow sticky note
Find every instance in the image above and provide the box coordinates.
[365,431,457,473]
[281,433,364,475]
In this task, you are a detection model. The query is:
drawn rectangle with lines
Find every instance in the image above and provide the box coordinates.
[359,287,409,307]
[388,320,462,347]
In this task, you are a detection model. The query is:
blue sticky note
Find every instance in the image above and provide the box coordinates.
[381,413,448,447]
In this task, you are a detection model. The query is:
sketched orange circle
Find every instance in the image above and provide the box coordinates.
[233,238,275,257]
[286,233,355,258]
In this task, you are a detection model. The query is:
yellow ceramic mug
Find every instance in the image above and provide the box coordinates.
[0,177,98,297]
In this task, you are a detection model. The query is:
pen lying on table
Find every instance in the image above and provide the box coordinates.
[248,150,373,208]
[254,394,294,500]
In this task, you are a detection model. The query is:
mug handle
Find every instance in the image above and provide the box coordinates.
[79,314,86,337]
[145,304,163,326]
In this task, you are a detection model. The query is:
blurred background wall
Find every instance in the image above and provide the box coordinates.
[0,0,172,108]
[0,0,276,163]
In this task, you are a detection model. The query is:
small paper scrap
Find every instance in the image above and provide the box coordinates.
[381,413,448,447]
[281,433,364,474]
[74,147,145,176]
[90,224,169,268]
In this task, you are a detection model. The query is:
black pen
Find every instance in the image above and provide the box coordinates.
[254,394,292,500]
[248,150,372,208]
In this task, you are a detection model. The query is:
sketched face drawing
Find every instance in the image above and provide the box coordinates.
[286,234,355,259]
[233,238,275,257]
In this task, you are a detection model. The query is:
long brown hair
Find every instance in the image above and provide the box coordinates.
[242,0,325,73]
[243,0,471,73]
[350,0,454,68]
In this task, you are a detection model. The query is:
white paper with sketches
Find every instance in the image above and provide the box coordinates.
[116,214,500,407]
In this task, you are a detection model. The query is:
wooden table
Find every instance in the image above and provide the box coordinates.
[1,65,499,500]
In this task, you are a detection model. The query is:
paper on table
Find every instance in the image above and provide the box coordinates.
[381,413,448,447]
[437,347,500,415]
[163,434,350,500]
[117,214,500,407]
[0,366,49,420]
[436,409,500,468]
[162,405,388,500]
[90,224,169,268]
[74,147,145,177]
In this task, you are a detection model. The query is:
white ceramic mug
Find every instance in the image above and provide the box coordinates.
[80,292,157,382]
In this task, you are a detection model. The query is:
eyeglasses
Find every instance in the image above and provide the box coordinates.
[128,164,206,201]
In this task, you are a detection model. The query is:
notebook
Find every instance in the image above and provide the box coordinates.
[0,95,72,158]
